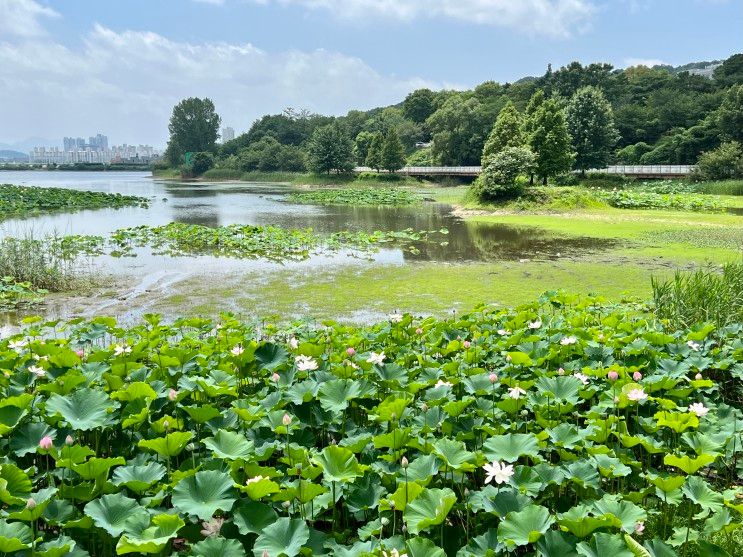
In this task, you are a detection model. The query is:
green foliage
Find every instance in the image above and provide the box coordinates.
[288,188,420,206]
[716,84,743,143]
[528,99,575,183]
[0,235,89,292]
[691,141,743,181]
[482,101,525,161]
[0,184,148,219]
[307,123,354,174]
[428,94,491,166]
[566,86,620,172]
[365,132,384,172]
[1,293,740,554]
[475,146,536,200]
[0,277,45,309]
[166,97,221,166]
[227,136,306,173]
[599,190,724,212]
[354,131,376,165]
[381,129,406,172]
[189,152,215,176]
[403,88,437,124]
[652,262,743,328]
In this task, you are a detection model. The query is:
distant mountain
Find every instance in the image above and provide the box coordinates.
[0,137,59,152]
[0,150,29,162]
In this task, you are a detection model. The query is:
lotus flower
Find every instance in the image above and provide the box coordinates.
[9,339,27,350]
[607,371,619,381]
[489,373,498,384]
[346,347,356,356]
[367,352,385,365]
[435,379,453,388]
[282,414,292,426]
[114,344,132,356]
[497,329,510,336]
[389,313,403,323]
[168,389,178,401]
[483,461,514,485]
[289,337,299,349]
[627,388,648,402]
[415,328,424,335]
[633,371,643,381]
[687,340,700,351]
[39,436,53,450]
[528,320,542,329]
[28,365,46,378]
[561,336,577,346]
[295,355,318,371]
[65,435,74,445]
[508,386,527,399]
[200,517,225,537]
[463,340,471,349]
[688,402,709,417]
[635,521,645,534]
[230,344,244,356]
[574,372,590,386]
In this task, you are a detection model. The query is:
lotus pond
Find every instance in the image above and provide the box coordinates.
[0,294,741,556]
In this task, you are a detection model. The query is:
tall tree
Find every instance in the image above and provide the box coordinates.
[381,129,406,172]
[717,84,743,143]
[427,95,490,165]
[365,133,384,172]
[482,101,525,162]
[354,131,375,165]
[306,123,354,174]
[565,86,620,173]
[403,89,437,124]
[528,99,575,184]
[522,90,545,139]
[166,98,221,166]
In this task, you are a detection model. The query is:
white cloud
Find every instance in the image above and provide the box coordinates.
[0,3,436,146]
[624,57,667,68]
[247,0,597,37]
[0,0,58,38]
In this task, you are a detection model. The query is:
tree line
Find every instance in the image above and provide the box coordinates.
[163,53,743,178]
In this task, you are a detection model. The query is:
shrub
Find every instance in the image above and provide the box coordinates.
[476,146,536,200]
[190,151,215,176]
[690,141,743,181]
[553,173,580,186]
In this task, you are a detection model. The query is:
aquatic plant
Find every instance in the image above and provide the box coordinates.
[0,293,741,555]
[0,276,45,309]
[288,188,421,206]
[0,184,149,219]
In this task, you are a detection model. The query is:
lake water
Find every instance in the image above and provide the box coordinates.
[0,170,613,323]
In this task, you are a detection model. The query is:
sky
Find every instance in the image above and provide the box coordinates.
[0,0,741,150]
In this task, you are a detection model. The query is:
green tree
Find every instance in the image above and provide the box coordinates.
[307,124,354,174]
[482,101,525,162]
[166,98,221,166]
[381,129,406,172]
[189,152,215,176]
[365,133,384,172]
[528,99,575,184]
[475,147,536,200]
[565,86,620,173]
[717,84,743,143]
[691,141,743,181]
[403,88,437,124]
[522,90,545,139]
[713,53,743,87]
[354,131,376,165]
[427,94,490,165]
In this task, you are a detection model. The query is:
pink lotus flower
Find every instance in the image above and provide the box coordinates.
[489,373,498,384]
[607,371,619,381]
[401,456,409,468]
[200,517,225,537]
[346,347,356,356]
[26,498,36,509]
[282,414,292,426]
[633,371,643,381]
[635,521,645,534]
[168,389,178,401]
[463,340,471,349]
[39,436,53,450]
[65,435,74,445]
[415,328,424,335]
[76,349,85,358]
[271,372,280,382]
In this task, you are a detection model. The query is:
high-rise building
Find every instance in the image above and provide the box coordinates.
[222,126,235,142]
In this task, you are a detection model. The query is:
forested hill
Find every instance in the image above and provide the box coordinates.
[189,54,743,172]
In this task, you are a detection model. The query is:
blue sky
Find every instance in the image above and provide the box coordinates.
[1,0,741,148]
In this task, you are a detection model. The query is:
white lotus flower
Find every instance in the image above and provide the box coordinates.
[9,339,27,350]
[295,355,318,371]
[688,402,709,417]
[528,320,542,329]
[28,365,46,378]
[483,460,514,485]
[388,313,403,323]
[230,344,244,356]
[246,475,268,485]
[508,386,527,399]
[561,336,577,346]
[574,372,590,386]
[434,379,453,388]
[289,337,299,349]
[113,344,132,356]
[687,340,700,351]
[497,329,510,336]
[627,388,648,402]
[367,352,386,365]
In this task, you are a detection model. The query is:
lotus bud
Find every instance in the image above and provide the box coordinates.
[633,371,643,381]
[271,373,280,382]
[282,501,291,509]
[186,443,196,451]
[607,371,619,381]
[463,340,471,349]
[381,517,390,526]
[635,521,645,534]
[506,354,512,362]
[39,436,53,450]
[163,420,170,430]
[389,500,396,509]
[282,413,292,426]
[391,412,396,421]
[26,497,36,509]
[421,403,428,412]
[489,373,498,384]
[557,367,565,375]
[65,435,74,445]
[168,388,178,401]
[402,525,407,533]
[346,347,356,356]
[695,373,703,380]
[401,456,409,469]
[76,349,84,358]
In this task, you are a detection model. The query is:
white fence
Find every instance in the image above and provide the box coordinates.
[355,165,695,177]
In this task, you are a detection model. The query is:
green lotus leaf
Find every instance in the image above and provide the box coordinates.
[483,433,540,463]
[432,438,476,472]
[252,517,309,557]
[0,398,30,436]
[383,481,424,512]
[191,537,246,557]
[313,445,363,483]
[557,507,620,538]
[33,535,77,557]
[9,422,56,457]
[593,496,647,534]
[406,537,446,557]
[116,513,185,554]
[404,487,456,535]
[172,470,237,521]
[182,405,222,424]
[681,476,724,513]
[233,500,278,535]
[45,388,118,431]
[507,351,532,366]
[318,379,363,413]
[345,474,384,512]
[138,431,193,458]
[112,462,167,494]
[693,541,731,557]
[0,520,33,552]
[497,504,554,547]
[43,499,75,525]
[374,396,410,422]
[536,530,580,557]
[0,463,32,505]
[9,487,55,522]
[373,428,411,450]
[404,454,440,485]
[72,457,126,481]
[237,476,280,500]
[654,411,698,433]
[576,533,633,557]
[84,493,149,537]
[642,539,679,557]
[458,528,499,557]
[663,453,715,474]
[109,381,157,402]
[203,430,254,460]
[535,376,583,403]
[54,444,97,467]
[255,342,289,371]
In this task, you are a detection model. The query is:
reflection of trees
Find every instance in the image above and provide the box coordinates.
[164,185,218,198]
